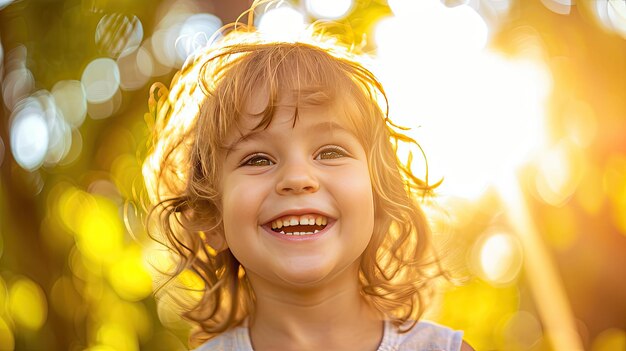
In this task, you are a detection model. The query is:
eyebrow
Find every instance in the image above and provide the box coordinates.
[223,120,353,157]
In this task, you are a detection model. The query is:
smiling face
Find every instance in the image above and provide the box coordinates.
[220,95,375,289]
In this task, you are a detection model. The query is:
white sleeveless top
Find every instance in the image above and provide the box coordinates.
[194,320,463,351]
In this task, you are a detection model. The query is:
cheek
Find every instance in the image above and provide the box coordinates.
[220,175,269,241]
[337,166,375,226]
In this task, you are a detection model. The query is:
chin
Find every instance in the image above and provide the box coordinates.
[272,257,360,290]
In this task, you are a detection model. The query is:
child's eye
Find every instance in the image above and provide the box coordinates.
[242,154,274,167]
[316,146,348,160]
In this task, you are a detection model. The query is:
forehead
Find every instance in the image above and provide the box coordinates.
[229,84,361,139]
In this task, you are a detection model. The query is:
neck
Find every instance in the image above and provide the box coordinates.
[247,263,384,351]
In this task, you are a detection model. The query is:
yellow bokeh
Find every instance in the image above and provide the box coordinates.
[75,195,125,264]
[438,279,520,350]
[107,301,152,343]
[96,322,139,351]
[534,140,584,207]
[476,232,524,285]
[591,328,626,351]
[84,344,117,351]
[8,277,47,331]
[108,245,153,302]
[0,317,14,351]
[57,185,98,234]
[575,164,605,216]
[542,206,578,251]
[0,277,7,316]
[603,155,626,235]
[497,310,543,351]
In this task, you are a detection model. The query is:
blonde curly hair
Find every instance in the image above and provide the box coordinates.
[143,20,443,347]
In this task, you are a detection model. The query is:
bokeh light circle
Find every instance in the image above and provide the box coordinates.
[257,6,306,42]
[176,13,222,63]
[95,14,144,58]
[10,98,49,171]
[52,80,87,128]
[31,90,72,166]
[81,58,121,104]
[474,232,524,285]
[305,0,353,19]
[2,67,35,111]
[151,28,179,69]
[8,277,48,330]
[118,46,152,91]
[87,88,122,119]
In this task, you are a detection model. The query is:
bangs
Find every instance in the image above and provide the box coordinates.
[204,42,384,147]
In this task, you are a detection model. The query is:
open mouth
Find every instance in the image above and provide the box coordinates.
[269,214,328,236]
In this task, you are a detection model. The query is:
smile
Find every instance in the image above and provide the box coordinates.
[269,214,328,236]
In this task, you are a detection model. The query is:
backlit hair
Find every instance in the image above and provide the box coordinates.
[143,19,443,347]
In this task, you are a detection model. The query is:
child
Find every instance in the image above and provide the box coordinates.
[142,15,474,351]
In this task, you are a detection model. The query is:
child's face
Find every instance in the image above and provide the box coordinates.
[219,94,375,289]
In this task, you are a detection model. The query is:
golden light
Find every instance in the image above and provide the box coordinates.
[497,172,584,350]
[74,195,124,264]
[500,311,544,350]
[603,154,626,235]
[607,0,626,38]
[562,99,597,148]
[373,21,549,199]
[534,140,584,206]
[8,277,48,330]
[591,328,626,351]
[106,301,152,342]
[386,0,488,53]
[84,345,116,351]
[372,3,583,349]
[436,279,520,349]
[305,0,353,19]
[476,233,523,285]
[257,6,306,42]
[587,0,626,39]
[107,245,153,302]
[540,0,573,15]
[95,322,139,351]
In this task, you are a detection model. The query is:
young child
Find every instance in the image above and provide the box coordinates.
[142,16,474,351]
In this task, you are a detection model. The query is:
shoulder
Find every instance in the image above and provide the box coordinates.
[460,340,475,351]
[384,320,467,351]
[192,327,251,351]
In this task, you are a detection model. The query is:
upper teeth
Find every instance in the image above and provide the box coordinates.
[270,215,328,229]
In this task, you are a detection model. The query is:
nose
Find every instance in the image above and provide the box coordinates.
[276,160,320,195]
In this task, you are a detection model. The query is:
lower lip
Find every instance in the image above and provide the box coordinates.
[262,221,335,241]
